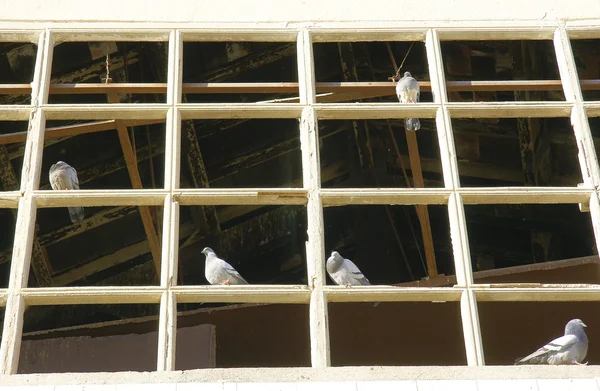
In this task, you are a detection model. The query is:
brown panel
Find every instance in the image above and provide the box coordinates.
[19,324,215,373]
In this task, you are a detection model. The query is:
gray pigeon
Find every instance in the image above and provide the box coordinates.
[326,251,378,307]
[515,319,588,365]
[202,247,248,285]
[49,161,84,223]
[395,71,421,131]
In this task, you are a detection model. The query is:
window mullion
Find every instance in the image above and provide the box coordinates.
[298,29,330,368]
[426,28,484,366]
[0,29,53,375]
[157,30,183,372]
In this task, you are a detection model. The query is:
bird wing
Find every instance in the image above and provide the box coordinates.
[65,165,80,190]
[518,334,578,363]
[343,259,370,285]
[221,260,248,284]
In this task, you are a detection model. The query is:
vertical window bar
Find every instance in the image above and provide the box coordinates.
[297,29,330,368]
[425,29,484,366]
[554,26,600,257]
[554,25,600,185]
[157,30,183,372]
[0,29,54,375]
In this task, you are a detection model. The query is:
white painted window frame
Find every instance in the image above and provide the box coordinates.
[0,23,597,374]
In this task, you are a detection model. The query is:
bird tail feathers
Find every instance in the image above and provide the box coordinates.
[68,206,84,223]
[406,118,421,131]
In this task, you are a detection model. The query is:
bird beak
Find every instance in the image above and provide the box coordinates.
[582,322,587,327]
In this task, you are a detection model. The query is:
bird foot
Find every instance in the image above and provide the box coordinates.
[575,361,588,366]
[222,279,231,285]
[344,284,352,288]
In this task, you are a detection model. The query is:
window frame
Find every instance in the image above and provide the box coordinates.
[0,23,598,374]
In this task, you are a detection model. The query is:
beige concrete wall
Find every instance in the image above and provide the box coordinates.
[0,0,598,24]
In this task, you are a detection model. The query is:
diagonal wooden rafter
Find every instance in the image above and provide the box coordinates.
[107,92,161,275]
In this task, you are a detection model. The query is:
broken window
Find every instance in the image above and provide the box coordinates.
[0,25,598,374]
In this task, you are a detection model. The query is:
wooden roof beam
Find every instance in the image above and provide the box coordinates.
[2,79,600,97]
[108,92,162,275]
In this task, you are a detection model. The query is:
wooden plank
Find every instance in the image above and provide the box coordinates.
[5,79,600,96]
[405,130,438,277]
[107,92,162,275]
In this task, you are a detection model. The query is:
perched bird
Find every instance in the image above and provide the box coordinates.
[395,71,421,131]
[515,319,589,365]
[49,161,84,223]
[201,247,248,285]
[326,251,378,307]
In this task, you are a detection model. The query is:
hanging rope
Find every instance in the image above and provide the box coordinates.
[102,43,112,84]
[387,42,415,82]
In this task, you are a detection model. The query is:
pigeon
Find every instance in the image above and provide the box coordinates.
[49,161,84,223]
[395,71,421,131]
[201,247,248,285]
[515,319,589,365]
[326,251,378,307]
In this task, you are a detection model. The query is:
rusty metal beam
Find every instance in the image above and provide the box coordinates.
[107,92,161,275]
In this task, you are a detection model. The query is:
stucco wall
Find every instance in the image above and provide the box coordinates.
[0,0,598,24]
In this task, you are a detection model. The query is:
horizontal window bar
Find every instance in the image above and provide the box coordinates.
[459,187,593,204]
[437,26,556,40]
[0,30,40,43]
[315,103,439,119]
[0,193,21,208]
[178,104,303,119]
[321,189,451,206]
[182,29,299,42]
[52,30,171,42]
[447,102,573,118]
[566,26,600,40]
[42,104,168,120]
[173,285,311,304]
[323,286,463,302]
[21,287,163,305]
[34,190,168,207]
[0,106,34,121]
[472,284,600,301]
[311,29,427,42]
[584,102,600,117]
[175,189,308,206]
